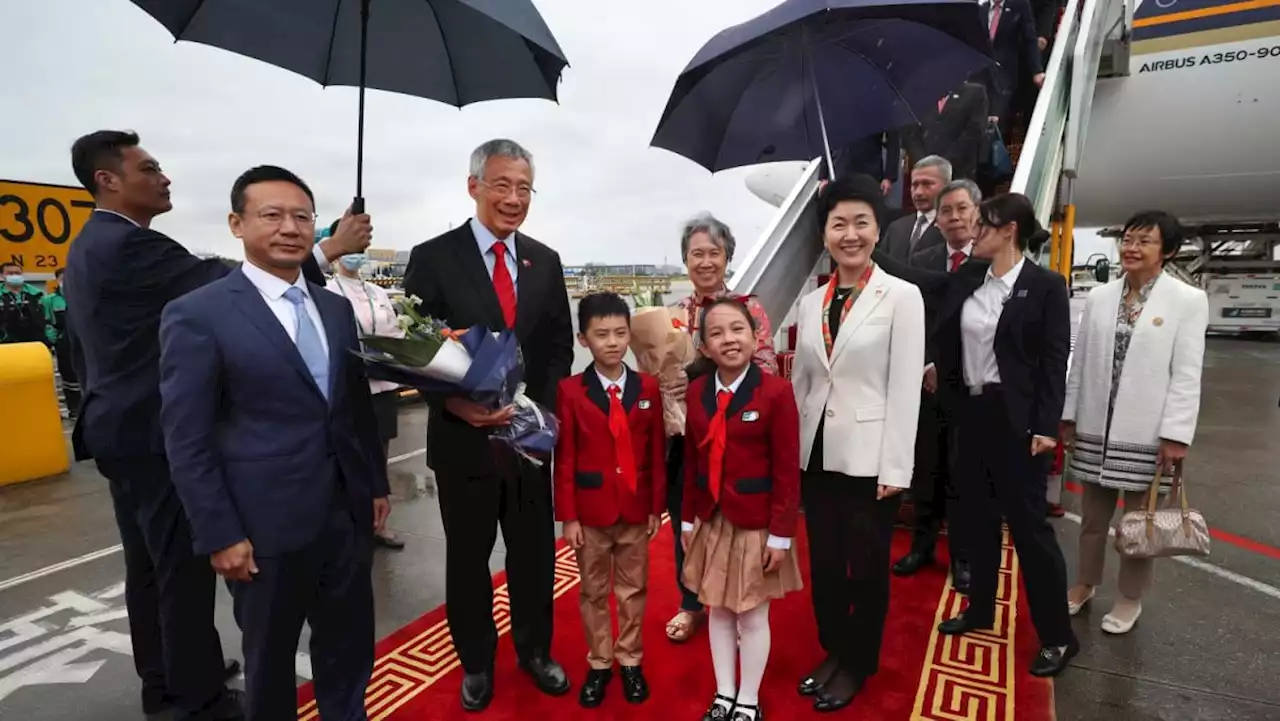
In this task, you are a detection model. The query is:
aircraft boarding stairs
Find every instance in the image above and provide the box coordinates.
[727,0,1129,363]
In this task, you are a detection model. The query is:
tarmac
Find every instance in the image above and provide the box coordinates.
[1,335,1278,720]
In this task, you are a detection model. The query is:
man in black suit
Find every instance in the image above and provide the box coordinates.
[892,180,983,590]
[402,139,575,711]
[819,131,901,196]
[902,82,989,181]
[880,156,949,263]
[61,130,371,720]
[977,0,1046,137]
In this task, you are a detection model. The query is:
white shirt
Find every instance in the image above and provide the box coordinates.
[470,217,519,296]
[596,368,626,396]
[683,368,791,550]
[961,257,1025,387]
[241,260,330,358]
[92,208,335,272]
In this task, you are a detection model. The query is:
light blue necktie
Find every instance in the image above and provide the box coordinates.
[283,286,329,401]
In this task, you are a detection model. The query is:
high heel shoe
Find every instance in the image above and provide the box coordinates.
[1067,587,1095,616]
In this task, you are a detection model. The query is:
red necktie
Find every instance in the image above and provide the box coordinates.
[489,241,517,329]
[989,0,1003,39]
[950,251,966,273]
[699,390,734,503]
[607,385,637,495]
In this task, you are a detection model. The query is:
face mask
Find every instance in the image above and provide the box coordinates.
[339,254,367,272]
[4,274,24,286]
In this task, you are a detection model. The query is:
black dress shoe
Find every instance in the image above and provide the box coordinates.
[519,655,571,696]
[892,549,934,576]
[176,688,246,721]
[938,612,992,636]
[460,669,494,712]
[797,655,839,696]
[1029,638,1079,677]
[578,668,612,708]
[812,671,863,713]
[951,561,971,594]
[144,660,243,715]
[619,665,649,703]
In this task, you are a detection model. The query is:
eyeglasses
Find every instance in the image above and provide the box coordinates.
[479,179,536,200]
[253,209,318,226]
[1118,237,1159,249]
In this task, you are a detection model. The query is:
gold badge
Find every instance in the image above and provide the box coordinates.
[1153,317,1164,327]
[638,400,652,410]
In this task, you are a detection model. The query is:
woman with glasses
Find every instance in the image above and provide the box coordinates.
[874,192,1078,678]
[1061,210,1208,634]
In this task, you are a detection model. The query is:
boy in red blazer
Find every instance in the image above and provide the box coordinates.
[554,292,666,709]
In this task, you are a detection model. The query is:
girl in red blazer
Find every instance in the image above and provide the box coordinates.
[681,298,802,721]
[554,293,666,709]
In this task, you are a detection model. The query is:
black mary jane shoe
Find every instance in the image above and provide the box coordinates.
[797,655,840,696]
[730,701,763,721]
[812,671,863,713]
[702,693,737,721]
[578,668,612,708]
[619,665,649,703]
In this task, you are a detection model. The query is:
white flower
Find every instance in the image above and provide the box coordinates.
[406,294,423,306]
[396,314,414,330]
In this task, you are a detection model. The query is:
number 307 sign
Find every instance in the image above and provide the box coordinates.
[0,180,96,272]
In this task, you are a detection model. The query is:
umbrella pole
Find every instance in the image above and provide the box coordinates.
[353,0,371,214]
[806,47,835,180]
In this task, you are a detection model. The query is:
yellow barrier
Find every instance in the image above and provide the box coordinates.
[0,343,70,485]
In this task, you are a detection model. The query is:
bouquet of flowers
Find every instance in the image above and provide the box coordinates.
[628,286,696,437]
[352,295,559,464]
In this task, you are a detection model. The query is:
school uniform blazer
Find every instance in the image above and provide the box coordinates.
[554,366,667,527]
[681,364,801,539]
[791,265,926,488]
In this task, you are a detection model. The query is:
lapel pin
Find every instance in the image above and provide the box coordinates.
[741,410,760,422]
[1153,317,1164,327]
[1016,289,1028,298]
[638,399,652,410]
[874,287,884,297]
[521,258,532,268]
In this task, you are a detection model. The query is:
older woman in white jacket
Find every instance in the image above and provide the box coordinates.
[1061,210,1208,635]
[791,177,925,711]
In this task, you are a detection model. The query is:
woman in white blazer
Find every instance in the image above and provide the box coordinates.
[791,177,925,710]
[1062,210,1208,634]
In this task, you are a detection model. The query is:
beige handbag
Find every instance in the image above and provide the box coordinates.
[1114,461,1210,560]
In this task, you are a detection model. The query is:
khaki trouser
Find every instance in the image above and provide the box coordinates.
[1077,483,1154,600]
[576,523,650,669]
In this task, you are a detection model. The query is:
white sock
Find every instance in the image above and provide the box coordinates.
[708,606,740,702]
[734,601,771,712]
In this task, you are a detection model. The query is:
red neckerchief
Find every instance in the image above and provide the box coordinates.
[699,388,734,503]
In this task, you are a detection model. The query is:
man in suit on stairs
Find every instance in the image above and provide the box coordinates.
[880,156,950,264]
[902,82,989,181]
[402,139,576,712]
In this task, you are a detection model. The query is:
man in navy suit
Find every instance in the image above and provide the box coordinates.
[159,165,389,720]
[62,131,371,720]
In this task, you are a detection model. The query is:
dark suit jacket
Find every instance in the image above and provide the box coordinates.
[979,0,1044,118]
[402,223,574,477]
[902,82,989,180]
[682,364,800,539]
[553,366,666,527]
[819,131,902,183]
[158,268,388,555]
[874,249,1069,439]
[62,211,326,461]
[1031,0,1065,41]
[881,213,945,263]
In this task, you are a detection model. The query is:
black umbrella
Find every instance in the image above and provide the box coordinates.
[129,0,569,212]
[650,0,993,174]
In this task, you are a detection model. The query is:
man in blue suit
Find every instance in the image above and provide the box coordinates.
[158,165,389,720]
[62,130,372,720]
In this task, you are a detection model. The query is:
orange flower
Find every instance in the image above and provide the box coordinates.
[671,317,686,330]
[442,327,469,341]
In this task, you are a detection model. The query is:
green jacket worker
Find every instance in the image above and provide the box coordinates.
[0,261,47,345]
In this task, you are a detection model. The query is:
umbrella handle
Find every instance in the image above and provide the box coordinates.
[352,197,366,215]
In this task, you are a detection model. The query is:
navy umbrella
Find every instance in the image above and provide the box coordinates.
[651,0,993,174]
[129,0,569,212]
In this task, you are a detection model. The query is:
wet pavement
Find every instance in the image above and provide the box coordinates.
[2,338,1279,720]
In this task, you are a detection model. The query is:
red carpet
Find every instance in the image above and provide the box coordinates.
[296,521,1053,720]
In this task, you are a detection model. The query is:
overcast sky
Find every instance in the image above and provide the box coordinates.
[2,0,791,266]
